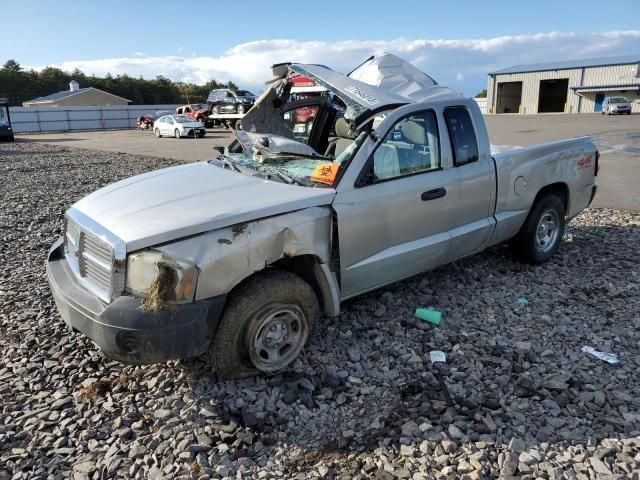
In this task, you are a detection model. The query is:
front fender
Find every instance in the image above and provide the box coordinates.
[154,206,334,302]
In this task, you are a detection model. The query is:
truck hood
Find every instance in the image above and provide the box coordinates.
[72,162,336,251]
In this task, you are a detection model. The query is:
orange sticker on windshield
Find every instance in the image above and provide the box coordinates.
[311,163,338,185]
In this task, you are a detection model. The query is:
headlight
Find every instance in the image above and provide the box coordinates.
[125,251,198,306]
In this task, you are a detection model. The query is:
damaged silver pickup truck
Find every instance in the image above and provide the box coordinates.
[47,54,599,377]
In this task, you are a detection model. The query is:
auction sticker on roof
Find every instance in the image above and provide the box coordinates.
[344,86,380,106]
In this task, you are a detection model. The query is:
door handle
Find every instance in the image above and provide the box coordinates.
[421,188,446,201]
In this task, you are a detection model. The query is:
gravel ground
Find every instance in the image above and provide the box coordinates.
[1,142,639,480]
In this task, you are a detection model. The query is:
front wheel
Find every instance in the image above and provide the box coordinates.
[510,194,565,264]
[174,129,181,139]
[237,104,245,114]
[209,270,318,379]
[154,128,161,138]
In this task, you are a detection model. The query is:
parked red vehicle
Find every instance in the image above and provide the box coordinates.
[136,115,155,130]
[176,104,211,127]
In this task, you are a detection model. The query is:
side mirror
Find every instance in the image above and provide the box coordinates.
[213,145,225,155]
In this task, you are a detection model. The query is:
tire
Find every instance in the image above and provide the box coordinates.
[510,194,565,264]
[209,269,319,379]
[154,128,161,138]
[211,106,219,115]
[234,119,242,130]
[237,104,245,115]
[174,129,181,139]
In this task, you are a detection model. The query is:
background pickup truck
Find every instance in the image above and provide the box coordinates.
[47,55,598,378]
[175,103,211,127]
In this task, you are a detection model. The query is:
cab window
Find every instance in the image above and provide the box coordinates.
[444,107,479,166]
[371,110,441,181]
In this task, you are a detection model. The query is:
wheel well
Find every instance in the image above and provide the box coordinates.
[270,255,324,310]
[534,182,568,213]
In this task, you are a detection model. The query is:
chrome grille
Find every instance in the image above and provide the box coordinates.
[63,210,126,303]
[79,232,113,296]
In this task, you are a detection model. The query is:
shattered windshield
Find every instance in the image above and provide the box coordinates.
[216,132,367,188]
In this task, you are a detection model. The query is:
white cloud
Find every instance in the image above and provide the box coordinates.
[26,30,640,96]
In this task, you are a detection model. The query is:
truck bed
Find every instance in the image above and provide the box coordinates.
[490,136,597,244]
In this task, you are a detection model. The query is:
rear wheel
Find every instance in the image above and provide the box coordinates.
[237,104,245,114]
[511,194,565,264]
[211,106,219,115]
[209,270,318,379]
[154,128,161,138]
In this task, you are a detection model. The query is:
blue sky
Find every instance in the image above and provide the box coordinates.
[3,0,640,95]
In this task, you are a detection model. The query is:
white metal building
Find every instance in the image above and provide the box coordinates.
[487,55,640,114]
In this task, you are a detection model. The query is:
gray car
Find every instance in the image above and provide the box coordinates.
[47,55,598,378]
[602,96,632,115]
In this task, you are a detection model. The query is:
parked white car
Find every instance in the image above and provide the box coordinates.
[154,115,206,138]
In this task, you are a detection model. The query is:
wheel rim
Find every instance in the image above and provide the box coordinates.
[238,105,245,114]
[154,129,160,137]
[175,130,180,138]
[245,303,308,372]
[535,209,560,253]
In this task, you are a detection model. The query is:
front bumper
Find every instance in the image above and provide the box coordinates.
[183,127,206,137]
[47,238,225,364]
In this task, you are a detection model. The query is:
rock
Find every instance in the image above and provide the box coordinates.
[154,409,171,420]
[482,414,497,433]
[242,409,258,427]
[593,391,606,406]
[441,440,457,454]
[347,348,361,362]
[518,451,536,465]
[283,389,298,404]
[500,453,519,476]
[399,445,414,456]
[215,465,230,477]
[508,437,526,453]
[73,462,95,474]
[448,424,464,440]
[401,420,420,437]
[51,396,72,410]
[590,458,612,475]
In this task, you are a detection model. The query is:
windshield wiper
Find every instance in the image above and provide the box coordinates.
[273,170,298,185]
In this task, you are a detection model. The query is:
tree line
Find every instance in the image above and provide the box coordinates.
[0,60,238,106]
